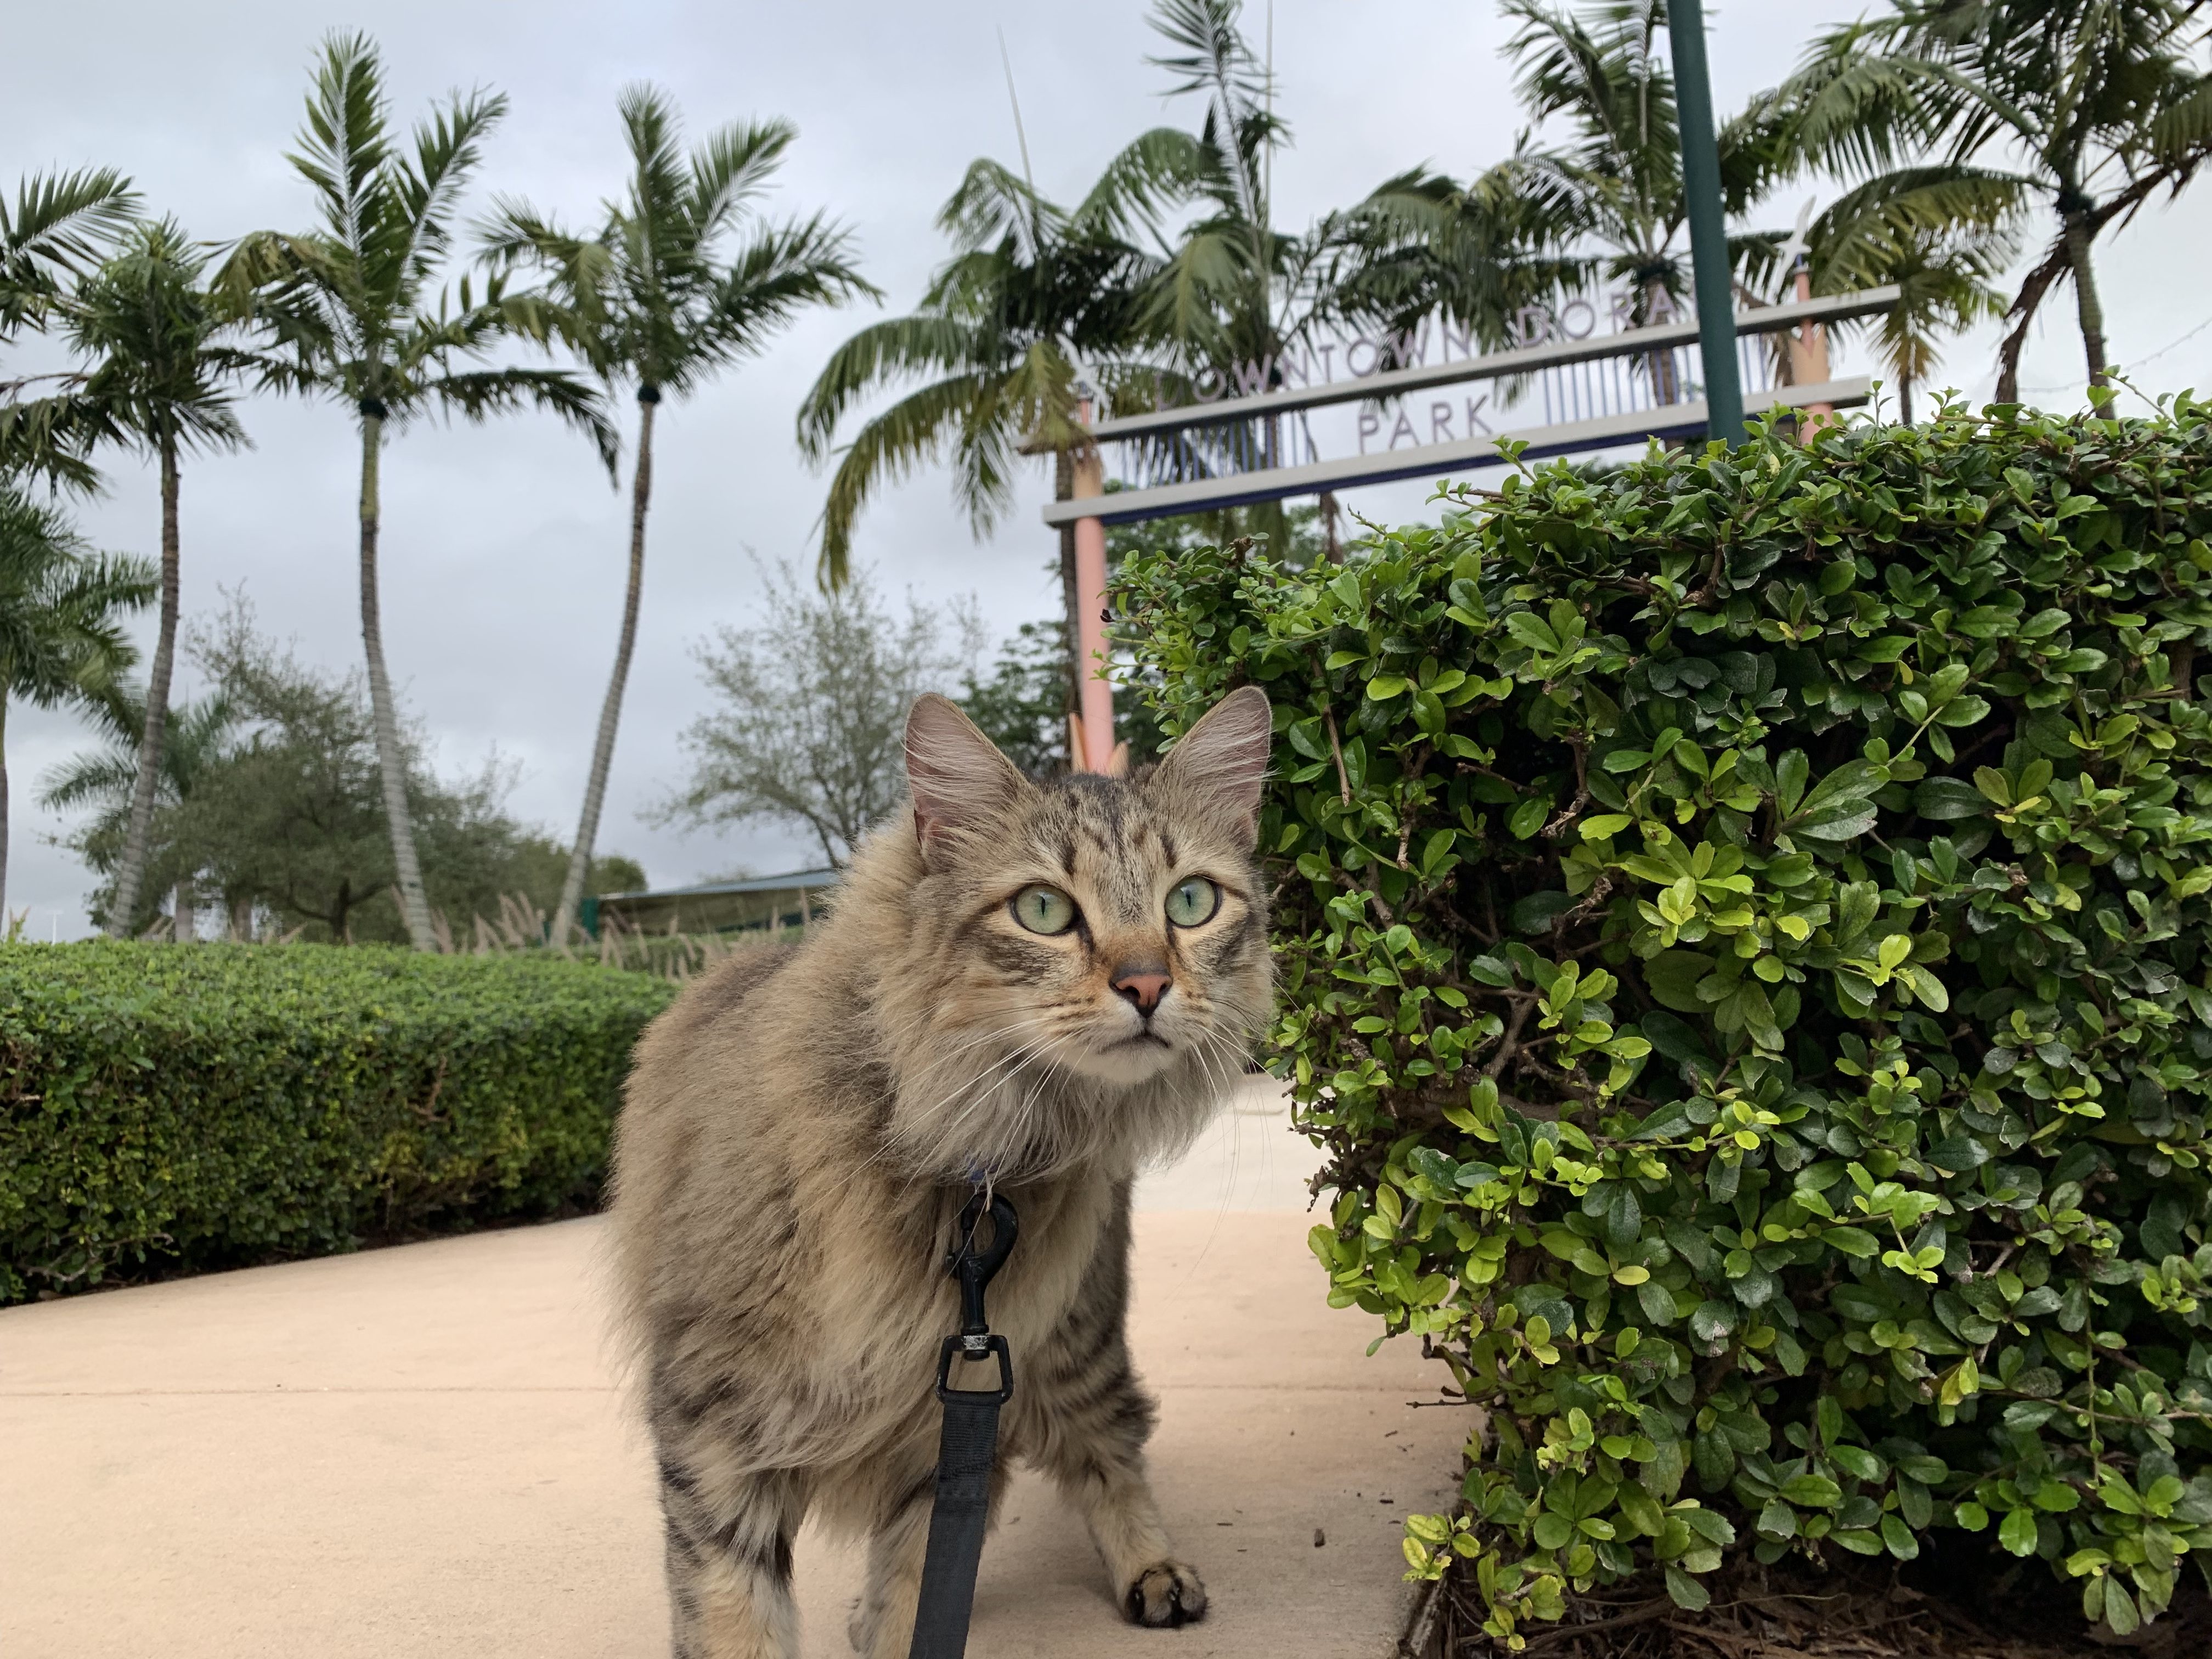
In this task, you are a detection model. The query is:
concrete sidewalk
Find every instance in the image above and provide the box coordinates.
[1,1090,1468,1658]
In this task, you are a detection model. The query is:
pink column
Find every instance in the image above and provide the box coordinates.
[1790,264,1833,431]
[1070,402,1116,774]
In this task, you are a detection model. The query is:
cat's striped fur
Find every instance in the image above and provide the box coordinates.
[609,688,1276,1658]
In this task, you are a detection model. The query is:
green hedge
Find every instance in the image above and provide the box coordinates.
[0,942,673,1302]
[1117,394,2212,1645]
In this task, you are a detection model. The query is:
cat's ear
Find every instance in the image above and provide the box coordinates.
[906,693,1026,863]
[1155,685,1273,842]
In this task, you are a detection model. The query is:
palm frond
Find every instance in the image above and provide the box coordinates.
[0,389,112,493]
[1146,0,1270,114]
[814,371,997,586]
[391,87,507,299]
[2148,75,2212,170]
[672,214,875,395]
[1072,128,1209,246]
[0,168,140,329]
[0,501,154,711]
[415,364,618,474]
[941,158,1068,261]
[289,32,394,261]
[795,314,989,458]
[616,84,691,249]
[687,116,797,245]
[1145,0,1269,232]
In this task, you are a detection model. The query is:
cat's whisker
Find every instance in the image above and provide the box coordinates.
[890,1024,1063,1177]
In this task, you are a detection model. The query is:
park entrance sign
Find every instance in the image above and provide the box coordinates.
[1047,286,1899,770]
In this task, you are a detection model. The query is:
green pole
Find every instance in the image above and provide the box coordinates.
[1667,0,1743,444]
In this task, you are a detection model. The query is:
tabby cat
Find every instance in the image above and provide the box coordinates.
[610,686,1276,1658]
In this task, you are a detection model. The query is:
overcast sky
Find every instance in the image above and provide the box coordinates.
[5,1,2209,939]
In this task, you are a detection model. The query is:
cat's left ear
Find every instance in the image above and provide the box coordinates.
[1155,685,1273,843]
[907,693,1027,865]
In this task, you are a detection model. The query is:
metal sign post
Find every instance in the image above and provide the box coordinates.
[1666,0,1743,444]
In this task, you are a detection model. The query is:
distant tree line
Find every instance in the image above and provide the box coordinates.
[44,599,641,943]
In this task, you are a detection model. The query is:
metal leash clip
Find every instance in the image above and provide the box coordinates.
[936,1188,1017,1405]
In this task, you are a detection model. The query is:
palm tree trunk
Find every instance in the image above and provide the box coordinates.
[2063,210,2109,388]
[1645,277,1681,406]
[356,410,436,952]
[108,432,182,937]
[552,393,656,947]
[173,878,196,943]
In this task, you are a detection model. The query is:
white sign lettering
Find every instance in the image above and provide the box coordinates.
[1176,285,1664,413]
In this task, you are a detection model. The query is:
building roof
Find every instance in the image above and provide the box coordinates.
[595,868,840,905]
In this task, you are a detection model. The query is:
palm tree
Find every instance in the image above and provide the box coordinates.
[802,0,1361,704]
[40,681,236,936]
[13,221,268,936]
[1099,0,1301,389]
[1457,0,1801,404]
[0,168,140,492]
[218,32,616,951]
[1352,3,2015,427]
[1307,164,1585,364]
[482,87,875,949]
[1793,177,2019,419]
[0,488,153,918]
[798,156,1159,706]
[1777,0,2212,400]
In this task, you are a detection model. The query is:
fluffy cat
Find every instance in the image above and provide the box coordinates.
[609,685,1276,1659]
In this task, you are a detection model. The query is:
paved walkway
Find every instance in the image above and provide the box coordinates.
[1,1087,1467,1657]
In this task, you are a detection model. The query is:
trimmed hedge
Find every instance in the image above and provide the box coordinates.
[1118,394,2212,1645]
[0,942,673,1302]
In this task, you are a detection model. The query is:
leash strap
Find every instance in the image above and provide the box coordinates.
[907,1189,1018,1659]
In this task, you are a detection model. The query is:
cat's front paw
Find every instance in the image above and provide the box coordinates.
[1125,1561,1206,1627]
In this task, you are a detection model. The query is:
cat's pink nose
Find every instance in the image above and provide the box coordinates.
[1111,966,1172,1015]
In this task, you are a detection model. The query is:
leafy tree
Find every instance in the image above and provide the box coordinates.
[1779,0,2212,400]
[482,86,874,949]
[41,680,236,936]
[12,219,274,936]
[662,561,981,867]
[0,489,151,916]
[219,32,617,951]
[156,602,635,944]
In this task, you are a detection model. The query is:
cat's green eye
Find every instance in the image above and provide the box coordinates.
[1165,877,1221,928]
[1011,884,1078,936]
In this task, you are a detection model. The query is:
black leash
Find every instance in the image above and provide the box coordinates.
[907,1187,1019,1659]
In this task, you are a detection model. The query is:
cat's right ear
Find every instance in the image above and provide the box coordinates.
[906,693,1026,865]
